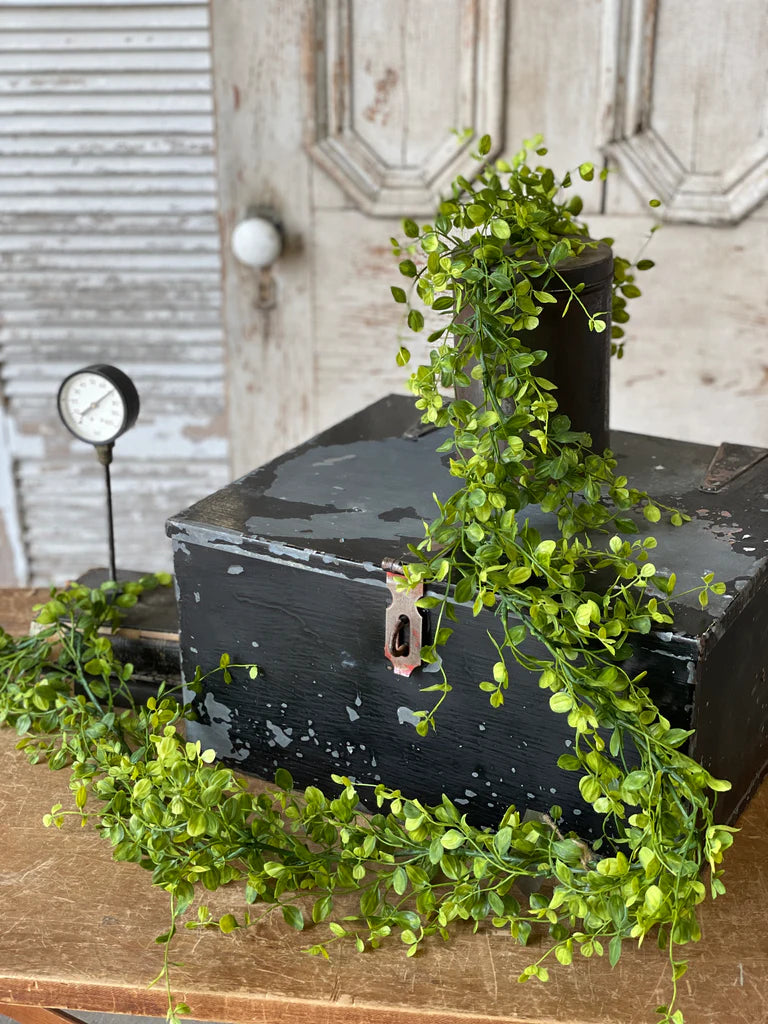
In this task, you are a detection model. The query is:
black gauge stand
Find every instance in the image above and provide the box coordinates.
[95,443,117,583]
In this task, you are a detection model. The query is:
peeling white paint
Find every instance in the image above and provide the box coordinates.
[265,719,292,748]
[397,706,420,726]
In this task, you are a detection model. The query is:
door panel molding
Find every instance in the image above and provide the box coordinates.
[599,0,768,224]
[306,0,508,216]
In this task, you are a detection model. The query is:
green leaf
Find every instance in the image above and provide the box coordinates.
[535,539,556,559]
[552,838,584,865]
[440,829,465,850]
[549,691,574,713]
[493,826,512,857]
[466,522,484,544]
[579,162,594,181]
[579,775,601,803]
[219,913,238,934]
[507,566,531,586]
[407,310,424,332]
[549,240,570,265]
[187,812,206,837]
[490,219,511,240]
[478,133,491,156]
[312,895,333,923]
[622,770,650,791]
[393,866,408,895]
[643,885,664,914]
[557,753,581,771]
[282,905,304,931]
[402,218,419,238]
[555,943,573,966]
[575,600,599,628]
[399,259,417,277]
[391,285,407,303]
[274,767,294,791]
[396,346,411,367]
[706,775,732,793]
[490,270,512,290]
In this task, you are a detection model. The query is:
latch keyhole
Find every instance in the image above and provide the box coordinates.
[390,614,410,657]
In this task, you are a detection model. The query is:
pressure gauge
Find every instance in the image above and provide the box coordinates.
[57,364,140,446]
[56,364,140,583]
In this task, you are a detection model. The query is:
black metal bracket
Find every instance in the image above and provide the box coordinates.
[699,442,768,493]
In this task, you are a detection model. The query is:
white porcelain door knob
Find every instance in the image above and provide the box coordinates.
[231,217,282,268]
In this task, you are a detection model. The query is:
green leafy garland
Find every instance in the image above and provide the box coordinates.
[387,134,737,1020]
[0,137,736,1024]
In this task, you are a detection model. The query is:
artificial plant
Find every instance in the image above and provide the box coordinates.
[0,137,735,1024]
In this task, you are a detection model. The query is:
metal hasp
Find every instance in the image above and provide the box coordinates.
[699,442,768,493]
[382,559,423,676]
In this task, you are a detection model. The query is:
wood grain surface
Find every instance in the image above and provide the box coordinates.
[0,588,765,1024]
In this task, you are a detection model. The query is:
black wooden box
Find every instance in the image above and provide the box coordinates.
[167,396,768,833]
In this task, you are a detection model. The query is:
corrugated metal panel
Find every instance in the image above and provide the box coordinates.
[0,0,228,585]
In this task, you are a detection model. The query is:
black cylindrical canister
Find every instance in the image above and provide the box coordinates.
[455,241,613,452]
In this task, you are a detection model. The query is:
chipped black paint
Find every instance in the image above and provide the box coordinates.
[167,396,768,830]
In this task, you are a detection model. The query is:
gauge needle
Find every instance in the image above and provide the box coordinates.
[77,391,111,422]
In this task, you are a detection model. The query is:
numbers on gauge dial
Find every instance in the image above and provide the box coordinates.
[59,372,125,443]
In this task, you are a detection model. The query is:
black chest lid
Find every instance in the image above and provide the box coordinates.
[167,395,768,638]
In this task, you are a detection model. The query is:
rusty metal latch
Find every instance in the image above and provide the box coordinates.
[382,560,423,676]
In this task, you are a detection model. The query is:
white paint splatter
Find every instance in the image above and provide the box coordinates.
[265,720,292,748]
[397,706,420,726]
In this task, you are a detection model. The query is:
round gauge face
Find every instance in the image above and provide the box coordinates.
[58,370,128,444]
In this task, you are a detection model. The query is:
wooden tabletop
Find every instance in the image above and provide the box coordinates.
[0,588,765,1024]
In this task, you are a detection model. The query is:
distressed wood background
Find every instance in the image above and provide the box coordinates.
[0,0,228,585]
[212,0,767,479]
[0,0,766,585]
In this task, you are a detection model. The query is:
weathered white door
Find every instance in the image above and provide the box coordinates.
[211,0,767,479]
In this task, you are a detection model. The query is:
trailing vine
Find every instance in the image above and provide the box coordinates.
[387,134,737,1021]
[0,577,735,1024]
[0,136,737,1024]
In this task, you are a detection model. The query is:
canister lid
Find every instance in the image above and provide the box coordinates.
[507,239,613,291]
